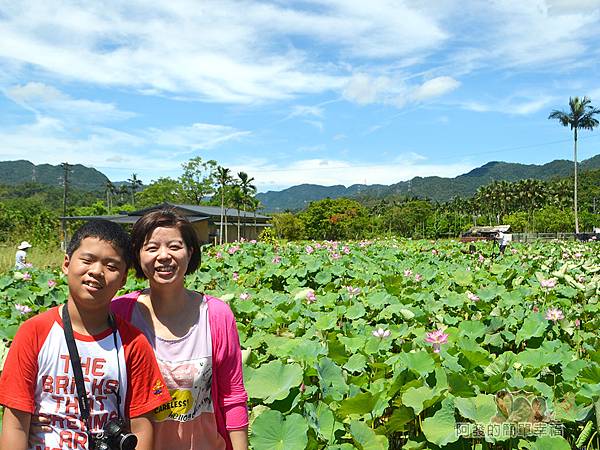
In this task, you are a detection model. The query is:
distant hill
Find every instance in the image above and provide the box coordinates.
[0,160,110,192]
[256,154,600,212]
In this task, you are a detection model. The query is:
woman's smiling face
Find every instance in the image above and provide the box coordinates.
[139,226,192,286]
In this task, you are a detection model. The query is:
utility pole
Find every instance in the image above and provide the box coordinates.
[61,162,71,250]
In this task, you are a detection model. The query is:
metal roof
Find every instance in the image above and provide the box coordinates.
[60,214,209,224]
[130,202,271,219]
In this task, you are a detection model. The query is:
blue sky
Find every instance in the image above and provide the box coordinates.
[1,0,600,192]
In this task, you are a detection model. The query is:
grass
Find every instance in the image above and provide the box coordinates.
[0,244,64,274]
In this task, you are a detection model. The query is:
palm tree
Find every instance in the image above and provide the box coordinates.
[216,166,232,245]
[237,172,256,239]
[128,173,143,208]
[230,186,244,241]
[105,181,115,214]
[549,97,600,233]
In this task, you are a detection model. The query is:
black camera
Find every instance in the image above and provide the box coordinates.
[91,419,138,450]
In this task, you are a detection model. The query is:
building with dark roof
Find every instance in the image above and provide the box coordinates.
[62,202,271,244]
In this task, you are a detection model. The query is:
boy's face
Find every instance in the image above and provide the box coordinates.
[62,237,127,313]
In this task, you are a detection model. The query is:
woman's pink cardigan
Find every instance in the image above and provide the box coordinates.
[111,292,249,450]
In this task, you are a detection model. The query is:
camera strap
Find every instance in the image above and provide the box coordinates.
[62,305,122,439]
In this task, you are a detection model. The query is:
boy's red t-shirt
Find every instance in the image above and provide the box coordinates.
[0,306,171,450]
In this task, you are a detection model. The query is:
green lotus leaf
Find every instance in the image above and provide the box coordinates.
[346,303,366,319]
[338,391,380,417]
[250,410,308,450]
[399,351,435,377]
[349,420,388,450]
[455,394,497,424]
[317,357,349,401]
[515,313,547,344]
[344,353,367,373]
[402,385,436,415]
[245,360,303,403]
[530,436,571,450]
[422,396,459,446]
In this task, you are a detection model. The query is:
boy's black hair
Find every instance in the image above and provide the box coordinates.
[66,219,132,268]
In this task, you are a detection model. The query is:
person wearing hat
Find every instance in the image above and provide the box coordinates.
[15,241,32,270]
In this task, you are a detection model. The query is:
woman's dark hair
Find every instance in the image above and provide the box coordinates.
[130,209,201,279]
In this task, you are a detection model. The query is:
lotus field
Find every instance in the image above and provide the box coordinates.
[1,238,600,449]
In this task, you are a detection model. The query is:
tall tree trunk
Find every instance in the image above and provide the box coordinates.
[224,208,229,243]
[574,128,579,234]
[219,191,224,245]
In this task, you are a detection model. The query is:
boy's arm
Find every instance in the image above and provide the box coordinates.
[130,414,153,450]
[0,407,31,450]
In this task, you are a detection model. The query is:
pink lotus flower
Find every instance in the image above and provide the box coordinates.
[250,239,257,244]
[272,256,281,264]
[414,274,423,282]
[342,245,350,254]
[228,245,240,254]
[425,329,449,353]
[576,275,585,283]
[511,248,518,254]
[22,272,32,281]
[466,291,480,302]
[545,307,564,322]
[305,245,314,254]
[478,254,485,263]
[404,269,413,277]
[574,252,583,259]
[47,280,56,288]
[431,249,438,255]
[215,251,223,259]
[347,286,361,297]
[330,253,341,260]
[575,318,581,328]
[540,278,557,289]
[372,328,391,339]
[315,243,322,249]
[240,292,251,300]
[232,272,239,281]
[15,304,32,315]
[306,290,316,303]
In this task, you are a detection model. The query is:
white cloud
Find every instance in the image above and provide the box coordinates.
[4,82,135,121]
[0,0,443,104]
[461,94,555,115]
[0,116,251,182]
[304,120,324,132]
[411,76,460,101]
[144,123,251,153]
[343,73,460,107]
[342,73,394,105]
[290,105,324,118]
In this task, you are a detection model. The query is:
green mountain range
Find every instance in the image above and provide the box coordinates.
[0,160,109,192]
[2,155,599,211]
[256,154,600,211]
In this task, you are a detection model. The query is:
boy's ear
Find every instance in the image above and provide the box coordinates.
[62,254,70,275]
[118,270,128,289]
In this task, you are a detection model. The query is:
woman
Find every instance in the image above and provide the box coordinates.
[112,209,248,450]
[15,240,32,270]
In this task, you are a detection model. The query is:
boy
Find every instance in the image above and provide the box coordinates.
[0,220,171,450]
